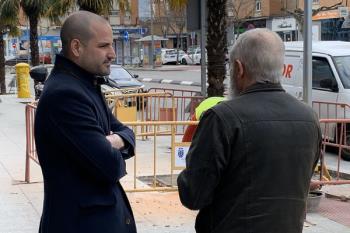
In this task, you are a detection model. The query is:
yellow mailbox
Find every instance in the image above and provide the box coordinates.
[15,63,31,98]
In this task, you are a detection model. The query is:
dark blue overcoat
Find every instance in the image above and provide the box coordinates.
[34,55,137,233]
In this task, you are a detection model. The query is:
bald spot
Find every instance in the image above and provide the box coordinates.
[60,11,109,56]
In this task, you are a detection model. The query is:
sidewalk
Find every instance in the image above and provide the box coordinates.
[0,94,349,233]
[124,64,200,72]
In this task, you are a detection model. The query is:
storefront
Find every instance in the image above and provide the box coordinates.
[112,27,147,65]
[267,17,298,41]
[7,29,61,63]
[312,8,350,41]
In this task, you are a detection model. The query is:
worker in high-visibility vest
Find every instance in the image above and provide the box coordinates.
[182,97,225,142]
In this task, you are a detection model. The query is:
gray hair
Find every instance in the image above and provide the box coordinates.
[229,28,285,83]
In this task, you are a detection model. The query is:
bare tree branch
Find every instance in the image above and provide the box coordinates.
[313,2,343,16]
[281,1,343,33]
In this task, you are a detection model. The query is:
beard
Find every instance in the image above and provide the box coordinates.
[228,81,237,100]
[228,65,239,100]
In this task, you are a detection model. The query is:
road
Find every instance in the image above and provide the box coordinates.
[133,66,202,83]
[128,64,230,92]
[133,66,202,93]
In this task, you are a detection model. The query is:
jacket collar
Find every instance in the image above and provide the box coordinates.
[240,82,285,96]
[53,54,108,86]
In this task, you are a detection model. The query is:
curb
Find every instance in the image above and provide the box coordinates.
[124,66,197,72]
[140,78,202,87]
[324,192,350,201]
[328,169,350,180]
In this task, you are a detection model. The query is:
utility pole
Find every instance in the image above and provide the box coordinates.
[303,0,312,105]
[200,0,206,97]
[150,0,155,69]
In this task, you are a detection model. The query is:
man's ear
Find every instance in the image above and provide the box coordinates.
[235,59,244,80]
[71,39,81,57]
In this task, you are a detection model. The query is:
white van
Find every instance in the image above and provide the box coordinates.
[282,41,350,161]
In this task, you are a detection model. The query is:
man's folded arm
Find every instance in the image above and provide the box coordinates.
[109,109,135,159]
[49,91,127,184]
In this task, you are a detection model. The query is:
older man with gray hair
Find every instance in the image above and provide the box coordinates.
[177,28,321,233]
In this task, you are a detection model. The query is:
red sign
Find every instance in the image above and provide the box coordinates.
[12,43,16,49]
[283,64,293,79]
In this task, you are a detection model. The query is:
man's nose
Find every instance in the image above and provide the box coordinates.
[108,47,116,60]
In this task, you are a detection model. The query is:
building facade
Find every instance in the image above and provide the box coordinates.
[227,0,350,43]
[109,0,188,65]
[109,0,147,65]
[308,0,350,41]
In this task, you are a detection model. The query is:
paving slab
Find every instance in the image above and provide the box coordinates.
[323,184,350,200]
[304,213,350,233]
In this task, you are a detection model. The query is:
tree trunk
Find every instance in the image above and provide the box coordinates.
[206,0,227,97]
[0,33,6,94]
[29,15,40,66]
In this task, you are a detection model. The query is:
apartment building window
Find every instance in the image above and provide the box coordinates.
[256,0,261,12]
[124,11,131,24]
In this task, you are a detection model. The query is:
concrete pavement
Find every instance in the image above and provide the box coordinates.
[0,81,350,232]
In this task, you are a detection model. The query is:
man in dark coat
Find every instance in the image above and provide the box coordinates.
[34,11,137,233]
[177,28,321,233]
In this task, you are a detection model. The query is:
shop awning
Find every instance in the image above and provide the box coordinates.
[312,8,347,21]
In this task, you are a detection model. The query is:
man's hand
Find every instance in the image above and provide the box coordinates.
[106,132,125,150]
[310,179,323,191]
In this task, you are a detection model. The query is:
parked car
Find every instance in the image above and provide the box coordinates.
[104,65,144,92]
[180,47,206,65]
[29,64,145,100]
[101,65,146,110]
[5,55,30,66]
[40,54,52,64]
[161,49,185,64]
[5,54,52,66]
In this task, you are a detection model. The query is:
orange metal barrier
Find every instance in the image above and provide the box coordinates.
[314,118,350,186]
[148,87,201,97]
[25,102,39,183]
[105,91,204,134]
[122,121,199,192]
[148,88,204,121]
[24,100,199,185]
[312,101,350,119]
[26,101,350,190]
[105,92,175,122]
[312,101,350,155]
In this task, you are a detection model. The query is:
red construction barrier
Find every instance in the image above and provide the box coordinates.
[25,103,39,183]
[316,118,350,185]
